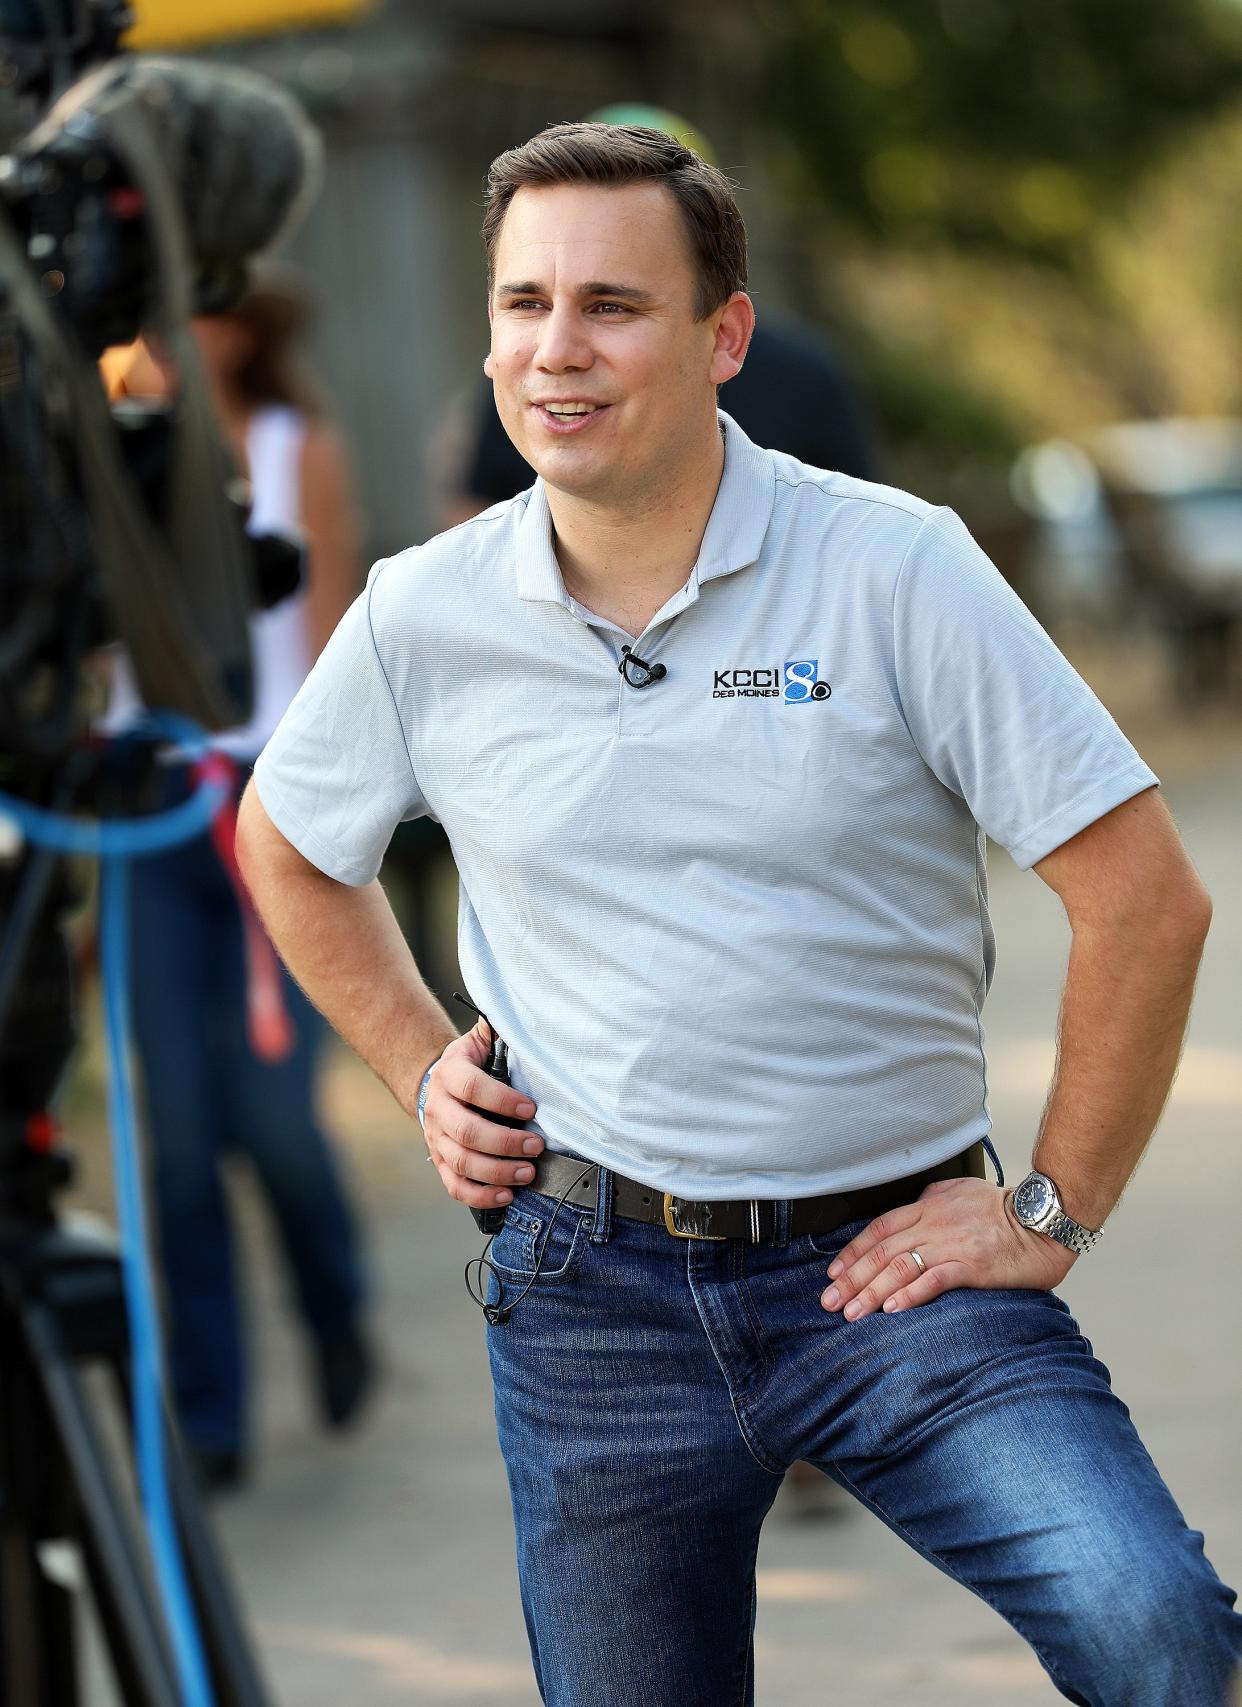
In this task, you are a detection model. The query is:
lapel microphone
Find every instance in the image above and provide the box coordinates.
[619,645,666,689]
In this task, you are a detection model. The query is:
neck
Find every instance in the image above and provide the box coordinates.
[545,419,726,634]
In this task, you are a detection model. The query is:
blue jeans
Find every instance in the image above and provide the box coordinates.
[486,1182,1241,1707]
[128,779,366,1455]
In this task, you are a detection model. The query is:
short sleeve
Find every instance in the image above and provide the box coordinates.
[892,509,1158,869]
[252,560,427,885]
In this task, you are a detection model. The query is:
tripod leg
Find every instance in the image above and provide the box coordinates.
[164,1416,273,1707]
[106,1363,274,1707]
[0,1309,78,1706]
[21,1299,180,1707]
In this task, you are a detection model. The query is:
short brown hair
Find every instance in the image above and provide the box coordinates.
[482,122,748,321]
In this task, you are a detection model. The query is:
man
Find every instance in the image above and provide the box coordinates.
[236,124,1241,1705]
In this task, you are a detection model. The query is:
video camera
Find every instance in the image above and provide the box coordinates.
[0,0,323,765]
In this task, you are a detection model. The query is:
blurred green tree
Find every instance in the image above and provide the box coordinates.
[743,0,1242,490]
[762,0,1242,264]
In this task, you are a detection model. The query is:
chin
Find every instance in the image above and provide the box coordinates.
[526,447,614,498]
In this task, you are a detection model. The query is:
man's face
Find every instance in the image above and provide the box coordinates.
[486,181,735,504]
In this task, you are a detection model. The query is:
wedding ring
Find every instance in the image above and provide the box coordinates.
[909,1248,926,1275]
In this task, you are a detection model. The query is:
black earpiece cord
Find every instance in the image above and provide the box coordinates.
[464,1161,596,1327]
[451,991,596,1325]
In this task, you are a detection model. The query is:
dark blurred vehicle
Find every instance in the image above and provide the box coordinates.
[1013,418,1242,698]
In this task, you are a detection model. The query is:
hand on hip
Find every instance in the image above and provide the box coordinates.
[819,1176,1075,1321]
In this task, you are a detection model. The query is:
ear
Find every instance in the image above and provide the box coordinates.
[483,297,497,378]
[709,292,756,387]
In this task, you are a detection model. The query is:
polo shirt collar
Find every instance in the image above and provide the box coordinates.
[513,482,564,604]
[696,411,777,585]
[514,410,776,605]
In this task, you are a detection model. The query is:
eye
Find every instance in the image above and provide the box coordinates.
[590,302,630,315]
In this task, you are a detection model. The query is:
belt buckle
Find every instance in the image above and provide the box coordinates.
[662,1194,728,1241]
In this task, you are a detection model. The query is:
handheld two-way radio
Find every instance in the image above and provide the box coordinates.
[454,992,524,1236]
[452,994,597,1328]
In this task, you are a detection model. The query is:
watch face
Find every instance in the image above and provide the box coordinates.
[1014,1174,1055,1225]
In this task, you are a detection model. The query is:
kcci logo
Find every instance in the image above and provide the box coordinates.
[711,659,832,703]
[783,660,831,704]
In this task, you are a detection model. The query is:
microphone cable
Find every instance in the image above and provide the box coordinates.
[449,990,597,1323]
[464,1159,597,1326]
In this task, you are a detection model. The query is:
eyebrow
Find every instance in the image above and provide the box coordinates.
[494,280,654,304]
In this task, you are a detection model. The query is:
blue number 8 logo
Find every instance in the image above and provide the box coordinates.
[784,659,816,702]
[784,659,830,704]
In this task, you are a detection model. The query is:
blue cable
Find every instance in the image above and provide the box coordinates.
[0,714,229,1707]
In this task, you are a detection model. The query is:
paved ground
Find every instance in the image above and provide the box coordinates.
[73,725,1242,1705]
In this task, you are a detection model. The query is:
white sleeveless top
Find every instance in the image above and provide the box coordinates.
[104,405,313,761]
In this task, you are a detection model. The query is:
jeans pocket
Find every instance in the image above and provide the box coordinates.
[488,1196,592,1286]
[804,1215,872,1259]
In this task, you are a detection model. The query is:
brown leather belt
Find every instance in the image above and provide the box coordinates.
[527,1141,987,1244]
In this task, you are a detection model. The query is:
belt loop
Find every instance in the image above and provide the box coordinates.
[771,1198,792,1249]
[591,1165,614,1243]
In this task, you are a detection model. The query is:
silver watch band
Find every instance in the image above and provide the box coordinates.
[1041,1209,1101,1256]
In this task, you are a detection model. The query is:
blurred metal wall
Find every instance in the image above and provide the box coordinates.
[286,128,457,557]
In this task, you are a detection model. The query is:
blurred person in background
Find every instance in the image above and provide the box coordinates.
[103,278,375,1490]
[237,126,1240,1703]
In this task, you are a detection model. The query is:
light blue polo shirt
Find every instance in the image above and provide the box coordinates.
[254,414,1156,1198]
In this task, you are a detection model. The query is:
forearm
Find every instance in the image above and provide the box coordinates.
[235,788,455,1113]
[1032,911,1208,1230]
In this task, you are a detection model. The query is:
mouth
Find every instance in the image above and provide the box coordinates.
[531,401,611,435]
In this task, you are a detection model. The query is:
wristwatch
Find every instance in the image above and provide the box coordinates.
[1010,1170,1101,1256]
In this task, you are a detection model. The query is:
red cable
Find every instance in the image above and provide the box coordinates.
[194,754,294,1064]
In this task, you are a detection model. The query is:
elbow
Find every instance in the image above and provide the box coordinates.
[1180,876,1213,948]
[1087,867,1213,960]
[1154,869,1212,958]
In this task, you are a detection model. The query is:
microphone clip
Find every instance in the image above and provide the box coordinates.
[619,645,666,690]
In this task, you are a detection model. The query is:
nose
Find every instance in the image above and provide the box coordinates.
[534,303,592,374]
